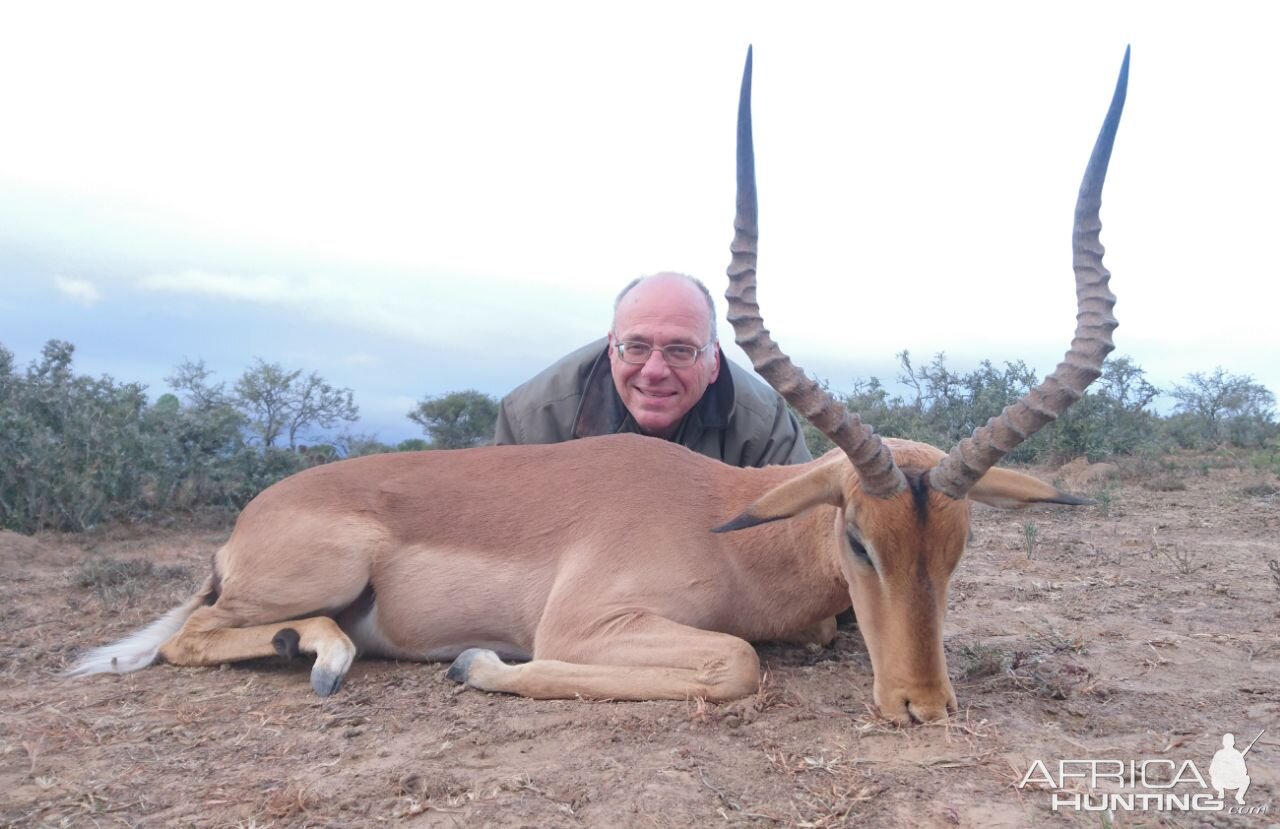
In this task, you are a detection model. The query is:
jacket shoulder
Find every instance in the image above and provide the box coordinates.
[719,358,812,465]
[496,338,608,444]
[724,359,789,422]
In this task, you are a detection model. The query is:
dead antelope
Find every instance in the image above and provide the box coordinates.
[66,47,1128,724]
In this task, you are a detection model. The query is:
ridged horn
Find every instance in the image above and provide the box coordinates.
[928,47,1130,499]
[724,46,906,499]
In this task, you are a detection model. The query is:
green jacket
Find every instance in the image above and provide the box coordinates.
[494,338,812,468]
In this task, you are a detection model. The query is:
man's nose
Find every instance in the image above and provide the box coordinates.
[640,349,672,377]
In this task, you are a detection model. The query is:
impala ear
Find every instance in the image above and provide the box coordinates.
[712,461,845,533]
[966,467,1095,510]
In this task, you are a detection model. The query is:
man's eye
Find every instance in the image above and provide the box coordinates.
[623,344,651,357]
[666,346,696,360]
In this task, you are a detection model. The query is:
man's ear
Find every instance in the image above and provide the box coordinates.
[712,459,843,532]
[967,467,1095,510]
[708,341,721,384]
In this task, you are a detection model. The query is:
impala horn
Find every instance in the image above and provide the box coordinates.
[928,47,1130,499]
[724,46,906,499]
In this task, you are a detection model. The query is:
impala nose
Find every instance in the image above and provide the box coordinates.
[906,695,957,724]
[880,686,958,725]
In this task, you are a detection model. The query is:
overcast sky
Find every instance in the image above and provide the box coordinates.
[1,2,1277,444]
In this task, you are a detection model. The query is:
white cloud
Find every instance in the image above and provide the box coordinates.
[139,270,295,304]
[54,276,102,306]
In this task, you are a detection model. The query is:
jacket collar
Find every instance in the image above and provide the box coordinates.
[572,342,735,440]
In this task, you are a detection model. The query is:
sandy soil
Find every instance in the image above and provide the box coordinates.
[2,454,1278,828]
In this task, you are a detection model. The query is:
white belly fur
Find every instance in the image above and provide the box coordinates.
[343,605,531,662]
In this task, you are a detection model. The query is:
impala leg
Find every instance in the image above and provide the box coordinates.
[775,615,837,648]
[158,606,356,696]
[448,613,760,703]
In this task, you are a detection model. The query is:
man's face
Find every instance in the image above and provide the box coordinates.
[608,276,720,440]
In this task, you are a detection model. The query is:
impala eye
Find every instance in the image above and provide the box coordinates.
[845,528,874,571]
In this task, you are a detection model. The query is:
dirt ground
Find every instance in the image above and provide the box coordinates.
[2,453,1278,828]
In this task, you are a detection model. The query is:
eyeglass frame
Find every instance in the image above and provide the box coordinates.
[610,337,716,368]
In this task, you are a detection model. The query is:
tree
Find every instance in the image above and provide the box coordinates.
[234,359,359,449]
[1031,355,1164,461]
[281,371,360,450]
[0,344,16,401]
[332,431,394,458]
[893,351,1038,452]
[409,390,500,449]
[166,358,235,411]
[1172,367,1273,423]
[234,360,300,448]
[154,359,254,510]
[1097,355,1160,413]
[1171,367,1276,447]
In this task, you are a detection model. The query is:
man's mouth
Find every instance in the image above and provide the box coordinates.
[634,387,677,399]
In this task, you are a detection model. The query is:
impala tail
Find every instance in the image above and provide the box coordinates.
[63,575,217,676]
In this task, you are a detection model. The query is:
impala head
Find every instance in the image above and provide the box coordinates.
[718,46,1129,723]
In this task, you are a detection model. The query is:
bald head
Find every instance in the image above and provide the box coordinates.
[607,272,721,439]
[613,273,717,343]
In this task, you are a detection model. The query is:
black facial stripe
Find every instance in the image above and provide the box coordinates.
[907,471,930,525]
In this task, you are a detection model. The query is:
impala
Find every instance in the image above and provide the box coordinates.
[67,47,1128,724]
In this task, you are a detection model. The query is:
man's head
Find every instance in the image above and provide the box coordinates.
[608,272,720,440]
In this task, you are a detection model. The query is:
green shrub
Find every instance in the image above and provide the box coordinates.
[0,342,362,532]
[804,352,1169,465]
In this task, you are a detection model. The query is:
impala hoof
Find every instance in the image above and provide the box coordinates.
[445,647,494,685]
[310,638,355,697]
[311,668,345,696]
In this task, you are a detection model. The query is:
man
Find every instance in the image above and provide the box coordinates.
[494,272,811,467]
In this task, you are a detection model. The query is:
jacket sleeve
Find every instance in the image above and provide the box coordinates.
[765,401,813,466]
[731,396,813,467]
[493,397,521,445]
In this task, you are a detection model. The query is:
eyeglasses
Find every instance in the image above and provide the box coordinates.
[613,340,713,368]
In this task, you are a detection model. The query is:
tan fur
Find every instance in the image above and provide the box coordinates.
[74,433,1085,722]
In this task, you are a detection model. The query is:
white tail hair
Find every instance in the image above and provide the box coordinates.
[63,579,212,676]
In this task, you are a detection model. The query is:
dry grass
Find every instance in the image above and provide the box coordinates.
[1148,527,1204,575]
[1142,475,1187,492]
[1242,479,1278,497]
[71,556,193,604]
[952,643,1008,681]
